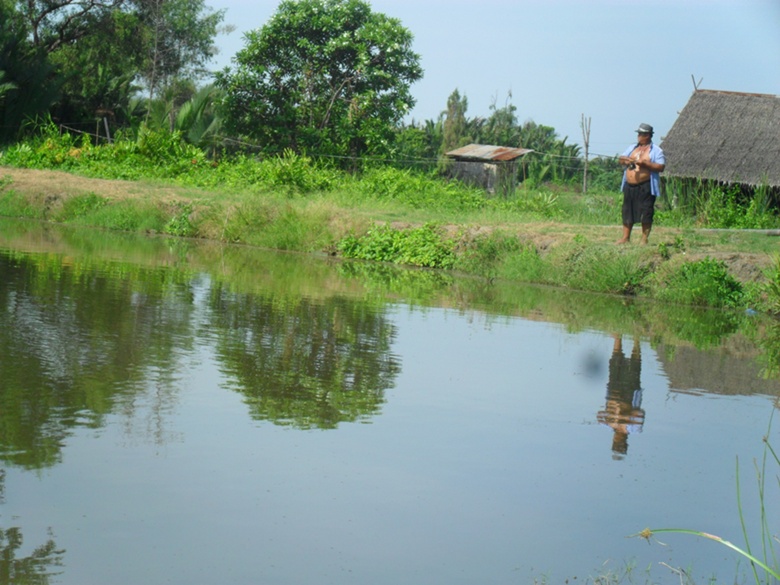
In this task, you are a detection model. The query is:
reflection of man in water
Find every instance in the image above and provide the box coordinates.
[597,334,645,459]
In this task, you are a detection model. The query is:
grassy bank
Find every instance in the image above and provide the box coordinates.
[1,128,780,314]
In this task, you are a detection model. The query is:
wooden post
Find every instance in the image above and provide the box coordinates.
[103,117,112,144]
[581,114,591,194]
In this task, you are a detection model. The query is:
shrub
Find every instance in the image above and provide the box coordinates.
[338,223,455,269]
[652,257,744,308]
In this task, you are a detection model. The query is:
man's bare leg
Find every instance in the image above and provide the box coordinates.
[640,223,651,245]
[616,225,632,244]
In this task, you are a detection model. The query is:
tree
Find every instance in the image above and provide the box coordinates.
[0,0,58,143]
[20,0,129,53]
[10,0,224,133]
[441,88,469,154]
[134,0,226,101]
[48,9,144,130]
[215,0,423,160]
[482,92,520,147]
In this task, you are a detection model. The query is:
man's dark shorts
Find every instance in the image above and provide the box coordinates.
[622,181,655,226]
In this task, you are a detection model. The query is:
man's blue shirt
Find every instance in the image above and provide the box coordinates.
[620,142,666,196]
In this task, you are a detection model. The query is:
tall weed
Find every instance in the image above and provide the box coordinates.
[761,255,780,316]
[552,238,650,295]
[637,415,779,585]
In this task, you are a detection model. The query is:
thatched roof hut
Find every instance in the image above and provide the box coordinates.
[660,89,780,188]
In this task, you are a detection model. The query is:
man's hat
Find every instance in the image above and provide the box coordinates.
[635,123,654,134]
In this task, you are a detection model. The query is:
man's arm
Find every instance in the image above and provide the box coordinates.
[636,159,665,172]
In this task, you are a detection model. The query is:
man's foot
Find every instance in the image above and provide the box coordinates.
[640,237,649,245]
[615,238,630,245]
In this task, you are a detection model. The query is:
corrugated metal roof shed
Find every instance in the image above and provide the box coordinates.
[446,143,532,161]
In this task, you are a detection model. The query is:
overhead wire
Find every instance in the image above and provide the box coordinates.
[12,123,622,175]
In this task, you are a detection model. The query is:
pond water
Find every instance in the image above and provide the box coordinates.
[0,219,778,585]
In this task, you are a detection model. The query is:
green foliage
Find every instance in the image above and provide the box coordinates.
[551,238,650,295]
[761,255,780,316]
[454,231,522,278]
[440,89,471,154]
[164,203,195,237]
[501,244,546,284]
[215,0,422,160]
[338,223,455,268]
[0,2,59,143]
[55,192,108,221]
[652,257,744,308]
[143,83,224,152]
[137,0,226,98]
[48,11,144,129]
[262,150,338,194]
[665,179,780,229]
[656,235,686,260]
[0,189,42,218]
[585,156,623,192]
[495,190,562,219]
[517,121,582,186]
[358,166,486,211]
[2,0,224,137]
[87,200,167,232]
[389,123,440,169]
[2,122,779,318]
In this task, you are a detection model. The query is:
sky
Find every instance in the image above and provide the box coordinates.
[205,0,780,158]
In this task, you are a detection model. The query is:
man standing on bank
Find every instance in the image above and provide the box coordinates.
[617,123,665,244]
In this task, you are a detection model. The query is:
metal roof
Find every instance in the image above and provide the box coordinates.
[445,143,533,161]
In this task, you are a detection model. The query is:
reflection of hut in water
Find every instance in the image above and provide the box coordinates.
[656,342,780,398]
[445,144,532,196]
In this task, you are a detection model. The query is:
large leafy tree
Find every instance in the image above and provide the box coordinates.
[135,0,226,101]
[20,0,128,53]
[0,0,58,143]
[2,0,224,135]
[215,0,423,159]
[48,9,144,129]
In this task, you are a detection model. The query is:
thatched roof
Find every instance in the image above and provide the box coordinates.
[660,89,780,187]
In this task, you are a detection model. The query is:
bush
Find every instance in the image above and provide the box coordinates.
[651,257,744,308]
[338,223,456,269]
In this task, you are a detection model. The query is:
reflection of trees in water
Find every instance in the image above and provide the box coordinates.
[210,286,400,429]
[0,254,195,469]
[0,527,64,585]
[756,320,780,381]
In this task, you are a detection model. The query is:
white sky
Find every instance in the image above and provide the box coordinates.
[205,0,780,157]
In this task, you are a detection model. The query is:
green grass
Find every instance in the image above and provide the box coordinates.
[3,125,780,312]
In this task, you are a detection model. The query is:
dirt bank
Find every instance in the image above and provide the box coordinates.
[1,166,776,284]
